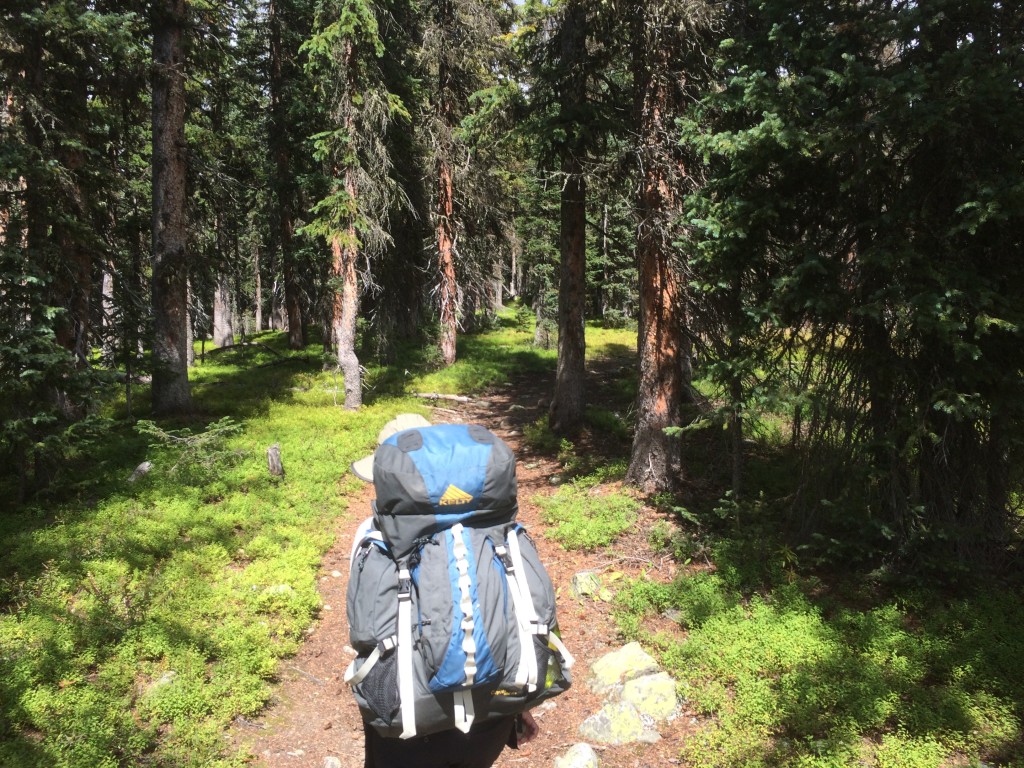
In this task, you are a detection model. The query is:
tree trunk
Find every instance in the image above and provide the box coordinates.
[437,156,458,365]
[549,0,588,436]
[332,221,362,409]
[269,0,305,350]
[185,279,195,367]
[625,0,690,494]
[551,153,587,435]
[534,295,551,349]
[150,0,193,414]
[213,273,234,347]
[101,261,115,361]
[253,240,263,332]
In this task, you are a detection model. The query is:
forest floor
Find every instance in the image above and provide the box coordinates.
[232,357,700,768]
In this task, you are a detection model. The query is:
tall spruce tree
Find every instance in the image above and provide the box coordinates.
[625,0,715,493]
[0,1,146,493]
[687,0,1024,567]
[150,0,193,413]
[418,0,507,366]
[268,0,315,348]
[303,0,409,409]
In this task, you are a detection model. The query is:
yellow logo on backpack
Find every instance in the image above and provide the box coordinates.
[438,485,473,505]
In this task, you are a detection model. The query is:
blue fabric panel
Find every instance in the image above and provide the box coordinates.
[429,528,499,692]
[464,530,499,684]
[394,424,492,510]
[434,511,476,527]
[429,528,468,691]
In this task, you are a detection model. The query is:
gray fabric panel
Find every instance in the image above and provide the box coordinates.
[480,437,517,517]
[347,541,399,650]
[372,442,437,557]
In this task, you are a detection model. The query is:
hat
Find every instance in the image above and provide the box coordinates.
[350,413,431,482]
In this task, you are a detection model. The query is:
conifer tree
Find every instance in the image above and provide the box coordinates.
[688,0,1024,565]
[419,0,508,366]
[625,0,715,493]
[151,0,193,413]
[303,0,409,408]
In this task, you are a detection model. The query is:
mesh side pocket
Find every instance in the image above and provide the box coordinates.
[532,635,570,699]
[534,637,554,690]
[356,650,400,725]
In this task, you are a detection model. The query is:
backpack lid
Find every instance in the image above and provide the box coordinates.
[371,423,518,556]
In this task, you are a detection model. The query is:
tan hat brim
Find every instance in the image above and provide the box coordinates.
[351,454,375,483]
[351,413,432,483]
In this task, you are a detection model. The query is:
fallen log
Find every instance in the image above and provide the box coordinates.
[413,392,471,403]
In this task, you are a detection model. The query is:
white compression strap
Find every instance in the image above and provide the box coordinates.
[450,524,477,733]
[344,647,378,686]
[344,636,399,686]
[397,566,417,739]
[452,690,475,734]
[495,544,535,690]
[548,630,575,670]
[504,531,541,691]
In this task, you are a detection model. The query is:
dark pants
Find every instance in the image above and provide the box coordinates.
[363,718,515,768]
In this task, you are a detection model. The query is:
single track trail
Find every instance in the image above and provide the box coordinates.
[234,368,697,768]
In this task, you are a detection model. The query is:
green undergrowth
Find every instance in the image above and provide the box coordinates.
[536,467,637,550]
[614,563,1024,768]
[0,331,442,768]
[407,308,557,395]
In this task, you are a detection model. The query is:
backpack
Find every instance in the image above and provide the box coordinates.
[344,423,574,739]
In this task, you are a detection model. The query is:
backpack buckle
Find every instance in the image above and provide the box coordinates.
[494,544,515,572]
[398,567,412,599]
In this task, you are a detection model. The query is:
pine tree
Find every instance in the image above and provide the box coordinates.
[303,0,409,408]
[150,0,193,414]
[687,0,1024,567]
[625,0,715,493]
[418,0,508,366]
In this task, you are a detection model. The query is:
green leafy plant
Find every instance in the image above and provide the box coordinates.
[537,480,638,550]
[134,416,245,479]
[523,417,560,453]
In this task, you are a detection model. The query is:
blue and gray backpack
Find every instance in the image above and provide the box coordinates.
[345,423,574,739]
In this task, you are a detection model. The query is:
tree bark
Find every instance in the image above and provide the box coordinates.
[101,261,115,361]
[253,240,263,332]
[437,156,458,365]
[549,0,588,436]
[625,0,691,494]
[213,272,234,347]
[150,0,193,414]
[551,154,587,435]
[332,224,362,409]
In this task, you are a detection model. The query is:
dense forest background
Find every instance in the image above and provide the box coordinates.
[2,0,1023,575]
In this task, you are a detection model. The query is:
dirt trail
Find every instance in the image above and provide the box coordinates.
[234,378,694,768]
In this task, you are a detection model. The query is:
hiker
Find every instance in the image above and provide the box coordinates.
[348,416,570,768]
[362,708,538,768]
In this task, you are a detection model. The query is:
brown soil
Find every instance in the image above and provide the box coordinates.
[233,366,698,767]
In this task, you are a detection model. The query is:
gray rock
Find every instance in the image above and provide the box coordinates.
[323,758,342,768]
[590,642,661,693]
[571,571,602,600]
[622,673,678,721]
[129,461,153,482]
[578,701,654,745]
[554,743,600,768]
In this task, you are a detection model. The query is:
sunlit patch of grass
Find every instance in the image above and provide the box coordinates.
[584,324,636,361]
[537,476,639,550]
[0,332,423,768]
[613,572,1024,768]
